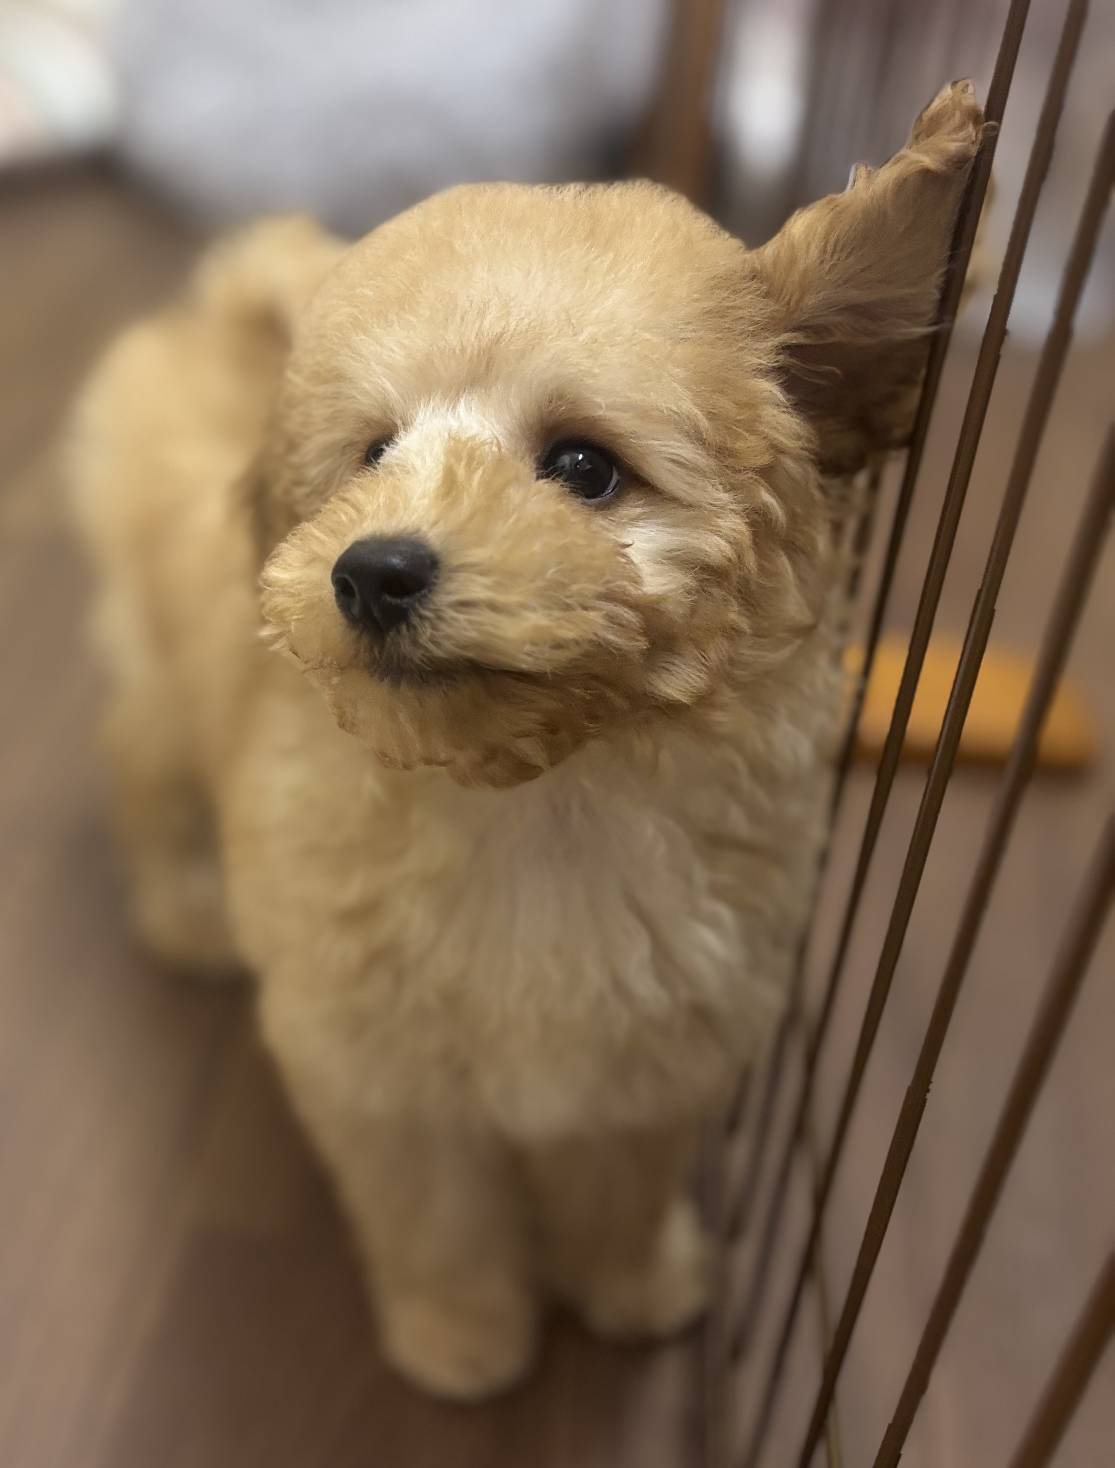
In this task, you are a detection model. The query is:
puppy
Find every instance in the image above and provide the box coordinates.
[72,83,983,1399]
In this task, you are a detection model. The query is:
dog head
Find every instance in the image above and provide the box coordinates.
[257,82,982,787]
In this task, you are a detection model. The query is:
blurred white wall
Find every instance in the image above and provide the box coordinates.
[110,0,670,233]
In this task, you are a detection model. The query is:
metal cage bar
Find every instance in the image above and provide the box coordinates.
[793,93,1112,1468]
[729,0,1037,1335]
[722,0,1030,1260]
[1003,1255,1115,1468]
[800,1096,845,1468]
[697,3,1113,1464]
[750,102,1109,1468]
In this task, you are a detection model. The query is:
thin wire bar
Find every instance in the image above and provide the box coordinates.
[1004,1256,1115,1468]
[839,459,886,621]
[735,0,1050,1387]
[793,72,1109,1468]
[698,1116,737,1468]
[872,815,1115,1468]
[801,1107,845,1468]
[724,0,1029,1263]
[723,1065,751,1140]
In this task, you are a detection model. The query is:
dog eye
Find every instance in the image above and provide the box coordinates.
[363,437,393,468]
[540,440,620,502]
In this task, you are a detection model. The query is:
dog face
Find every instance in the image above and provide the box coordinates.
[257,183,811,787]
[258,83,982,786]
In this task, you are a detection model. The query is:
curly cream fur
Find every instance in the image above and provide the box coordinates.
[71,84,982,1398]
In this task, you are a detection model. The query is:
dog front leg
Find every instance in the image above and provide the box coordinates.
[521,1124,708,1341]
[264,1022,538,1399]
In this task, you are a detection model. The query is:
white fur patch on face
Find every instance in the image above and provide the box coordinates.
[620,503,746,604]
[386,398,505,487]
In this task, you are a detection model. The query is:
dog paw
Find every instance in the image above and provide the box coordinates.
[909,79,985,167]
[578,1199,710,1342]
[379,1288,538,1402]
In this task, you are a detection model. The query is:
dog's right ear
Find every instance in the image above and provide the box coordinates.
[750,81,986,475]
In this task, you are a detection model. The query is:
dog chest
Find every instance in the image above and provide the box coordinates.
[229,700,812,1130]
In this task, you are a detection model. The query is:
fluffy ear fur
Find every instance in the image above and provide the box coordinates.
[751,80,986,475]
[196,217,347,559]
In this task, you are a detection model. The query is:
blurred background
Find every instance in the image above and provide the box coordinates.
[0,2,1111,1466]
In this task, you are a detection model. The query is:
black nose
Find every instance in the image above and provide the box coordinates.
[331,536,439,634]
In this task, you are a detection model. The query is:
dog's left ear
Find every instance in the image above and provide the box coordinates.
[198,217,347,561]
[751,80,986,475]
[194,214,346,344]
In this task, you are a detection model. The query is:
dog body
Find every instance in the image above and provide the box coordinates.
[73,85,981,1397]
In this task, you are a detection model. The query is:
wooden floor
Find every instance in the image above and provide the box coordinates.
[0,164,1110,1468]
